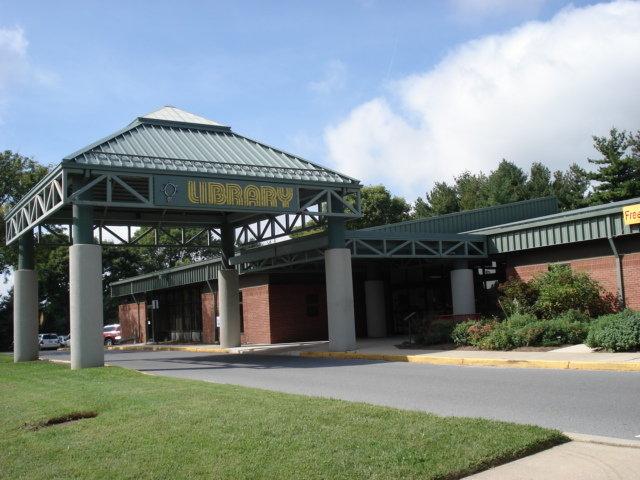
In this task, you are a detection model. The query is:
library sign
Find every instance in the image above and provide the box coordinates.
[153,175,299,213]
[622,204,640,226]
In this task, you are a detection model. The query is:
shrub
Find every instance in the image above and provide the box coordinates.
[531,265,614,318]
[476,322,517,350]
[498,278,538,316]
[586,310,640,352]
[516,317,589,347]
[421,321,456,345]
[451,318,498,347]
[451,320,476,346]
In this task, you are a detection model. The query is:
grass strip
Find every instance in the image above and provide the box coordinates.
[0,354,566,479]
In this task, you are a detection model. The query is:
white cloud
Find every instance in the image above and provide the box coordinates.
[325,1,640,200]
[0,26,28,91]
[309,60,347,95]
[0,26,57,121]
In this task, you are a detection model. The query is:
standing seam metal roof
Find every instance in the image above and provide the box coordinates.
[361,197,559,234]
[63,107,358,185]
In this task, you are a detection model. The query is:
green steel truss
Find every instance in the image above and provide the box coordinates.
[6,167,361,246]
[5,107,362,246]
[231,232,488,274]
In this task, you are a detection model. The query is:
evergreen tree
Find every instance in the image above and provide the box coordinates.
[552,164,589,211]
[486,160,528,205]
[588,128,640,204]
[422,181,459,216]
[456,171,489,211]
[527,163,552,199]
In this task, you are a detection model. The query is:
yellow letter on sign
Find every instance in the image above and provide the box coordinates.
[622,204,640,225]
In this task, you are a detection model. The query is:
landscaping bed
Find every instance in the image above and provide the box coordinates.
[0,355,565,480]
[407,266,640,352]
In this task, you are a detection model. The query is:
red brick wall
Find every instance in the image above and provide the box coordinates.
[201,292,216,344]
[623,252,640,310]
[507,252,640,310]
[240,285,272,344]
[118,302,146,343]
[268,284,328,343]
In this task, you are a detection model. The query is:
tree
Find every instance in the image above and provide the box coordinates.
[526,163,552,199]
[0,151,50,277]
[456,171,489,211]
[414,182,459,218]
[588,128,640,204]
[412,197,431,219]
[349,185,411,229]
[552,164,589,211]
[485,160,528,205]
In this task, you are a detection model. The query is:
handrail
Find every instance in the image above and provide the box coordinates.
[404,311,417,345]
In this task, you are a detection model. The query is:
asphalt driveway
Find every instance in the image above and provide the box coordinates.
[44,349,640,440]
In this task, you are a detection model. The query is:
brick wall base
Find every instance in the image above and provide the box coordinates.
[268,284,328,343]
[118,302,146,343]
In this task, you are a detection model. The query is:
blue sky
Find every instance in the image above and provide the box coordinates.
[1,0,639,202]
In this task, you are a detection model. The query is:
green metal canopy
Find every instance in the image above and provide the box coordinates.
[5,107,361,246]
[65,106,355,185]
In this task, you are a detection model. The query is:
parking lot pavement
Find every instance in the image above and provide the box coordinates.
[43,349,640,440]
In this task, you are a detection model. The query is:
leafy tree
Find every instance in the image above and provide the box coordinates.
[588,128,640,204]
[348,184,411,229]
[0,151,50,276]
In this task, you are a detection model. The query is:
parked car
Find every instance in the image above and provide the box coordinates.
[39,333,60,350]
[103,324,122,346]
[59,334,70,347]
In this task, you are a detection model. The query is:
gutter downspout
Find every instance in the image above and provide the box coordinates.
[131,293,142,343]
[607,237,625,309]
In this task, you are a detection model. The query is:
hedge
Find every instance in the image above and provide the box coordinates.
[586,310,640,352]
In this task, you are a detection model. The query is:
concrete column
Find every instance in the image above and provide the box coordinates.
[13,231,38,362]
[218,223,241,347]
[325,216,356,351]
[219,269,241,348]
[70,203,104,369]
[365,280,386,338]
[450,268,476,315]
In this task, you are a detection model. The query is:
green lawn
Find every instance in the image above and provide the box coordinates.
[0,354,566,479]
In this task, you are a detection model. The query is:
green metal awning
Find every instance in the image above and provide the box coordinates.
[469,197,640,253]
[110,257,223,297]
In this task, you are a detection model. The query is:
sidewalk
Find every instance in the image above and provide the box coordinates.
[464,437,640,479]
[294,337,640,372]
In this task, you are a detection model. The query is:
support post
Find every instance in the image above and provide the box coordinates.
[13,231,38,362]
[70,203,104,369]
[219,223,241,348]
[364,265,386,338]
[325,217,356,351]
[450,261,476,316]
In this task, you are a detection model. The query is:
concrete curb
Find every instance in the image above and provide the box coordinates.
[106,345,229,354]
[298,351,640,372]
[565,432,640,449]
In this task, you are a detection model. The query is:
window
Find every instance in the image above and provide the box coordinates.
[306,293,320,317]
